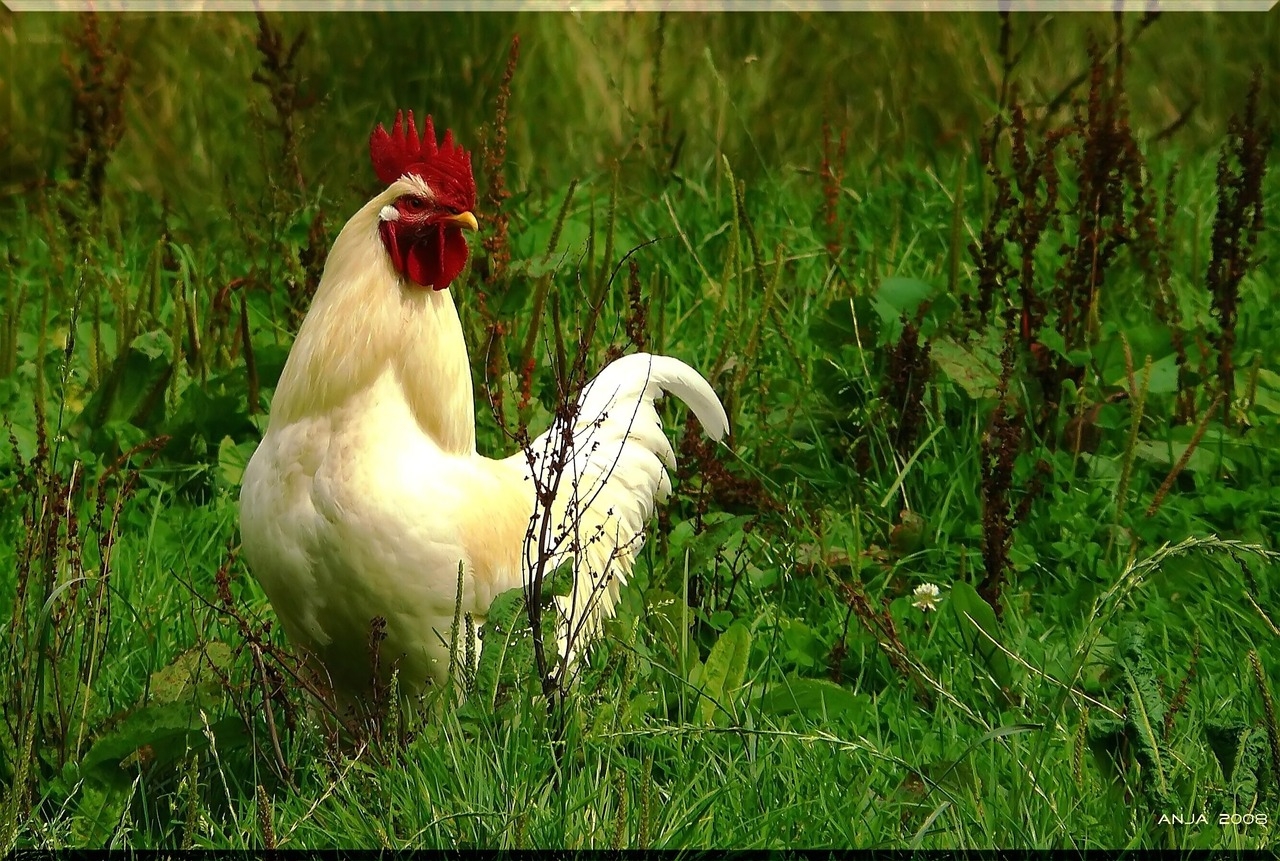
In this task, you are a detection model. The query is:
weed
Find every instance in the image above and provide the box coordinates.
[976,343,1047,616]
[820,118,850,259]
[1163,636,1199,740]
[251,13,311,194]
[1207,71,1270,413]
[881,318,932,461]
[1087,623,1175,812]
[1144,393,1224,519]
[479,35,520,288]
[1,409,166,848]
[839,579,932,709]
[1249,651,1280,793]
[60,12,130,212]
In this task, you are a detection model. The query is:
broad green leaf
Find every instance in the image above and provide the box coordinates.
[217,437,258,489]
[1119,624,1171,807]
[1132,439,1233,475]
[472,585,530,708]
[948,581,1013,690]
[149,642,234,705]
[1228,727,1269,805]
[919,758,980,794]
[779,618,825,670]
[809,296,881,355]
[76,330,175,434]
[1034,328,1090,365]
[872,277,946,344]
[1205,720,1247,782]
[1250,386,1280,415]
[470,561,575,711]
[1247,369,1280,415]
[73,778,132,847]
[80,701,245,786]
[874,276,935,320]
[698,623,751,725]
[668,513,751,577]
[1086,714,1128,784]
[931,337,1001,399]
[1108,352,1180,395]
[164,383,258,453]
[643,588,689,655]
[757,676,870,722]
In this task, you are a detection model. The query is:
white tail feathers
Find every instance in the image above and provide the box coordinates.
[515,352,729,677]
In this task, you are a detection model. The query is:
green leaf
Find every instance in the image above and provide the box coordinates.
[668,513,751,578]
[948,581,1013,690]
[757,677,870,722]
[72,778,132,846]
[643,588,689,655]
[472,585,531,708]
[149,642,234,705]
[1132,439,1233,475]
[779,618,825,670]
[874,276,935,320]
[80,701,245,786]
[1108,352,1180,395]
[164,380,258,454]
[1119,624,1171,807]
[809,297,880,354]
[871,277,941,344]
[931,337,1001,399]
[76,330,175,434]
[1228,727,1270,805]
[1077,635,1118,694]
[919,758,979,795]
[1205,720,1247,782]
[216,437,257,490]
[707,609,735,631]
[1086,714,1128,784]
[698,623,751,725]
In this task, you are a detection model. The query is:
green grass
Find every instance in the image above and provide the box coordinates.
[2,8,1279,850]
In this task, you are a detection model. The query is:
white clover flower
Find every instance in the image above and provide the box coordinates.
[911,583,943,612]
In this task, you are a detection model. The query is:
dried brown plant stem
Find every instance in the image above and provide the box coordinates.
[820,117,849,258]
[251,12,309,193]
[1207,71,1269,414]
[480,35,520,286]
[1163,636,1199,740]
[61,12,131,210]
[1145,393,1224,519]
[839,581,933,709]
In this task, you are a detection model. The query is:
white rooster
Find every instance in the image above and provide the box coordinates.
[239,111,729,703]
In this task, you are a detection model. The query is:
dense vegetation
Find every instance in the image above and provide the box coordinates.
[1,8,1278,849]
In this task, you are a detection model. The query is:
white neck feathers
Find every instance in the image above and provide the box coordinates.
[269,190,477,455]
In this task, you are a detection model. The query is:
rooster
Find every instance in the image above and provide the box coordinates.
[239,112,729,704]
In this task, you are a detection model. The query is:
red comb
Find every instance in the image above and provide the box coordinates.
[369,110,472,187]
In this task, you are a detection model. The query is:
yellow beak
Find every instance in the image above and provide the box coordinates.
[444,211,479,231]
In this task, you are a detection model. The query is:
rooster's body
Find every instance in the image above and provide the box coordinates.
[239,113,728,701]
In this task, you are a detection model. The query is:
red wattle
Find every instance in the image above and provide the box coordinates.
[406,228,442,289]
[381,223,469,291]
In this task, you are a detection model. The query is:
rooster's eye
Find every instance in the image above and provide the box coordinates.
[403,196,427,211]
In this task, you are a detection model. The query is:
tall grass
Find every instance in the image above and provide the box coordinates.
[3,11,1276,217]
